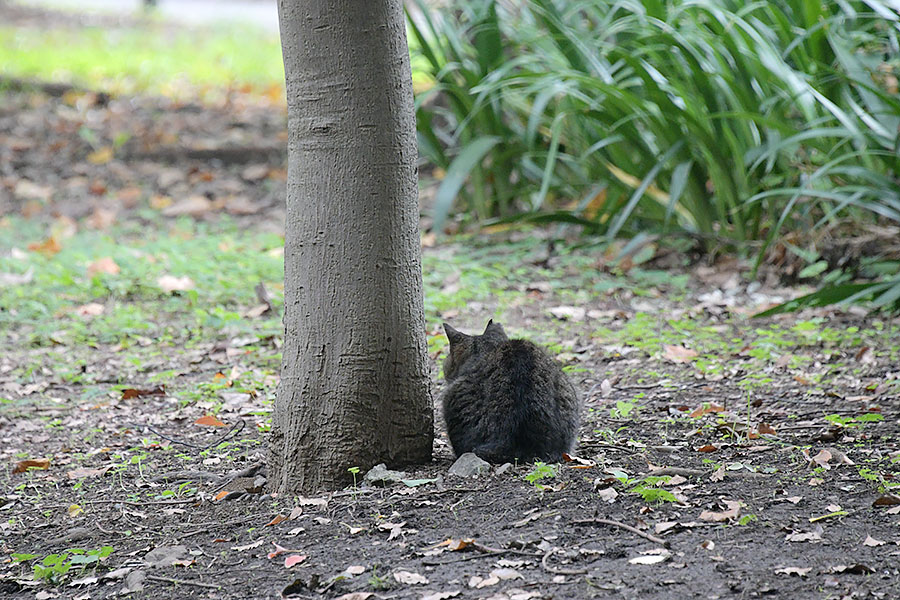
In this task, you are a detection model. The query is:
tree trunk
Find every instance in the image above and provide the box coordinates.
[268,0,433,493]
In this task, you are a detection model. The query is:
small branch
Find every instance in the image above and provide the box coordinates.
[573,518,668,547]
[541,548,587,575]
[146,575,221,590]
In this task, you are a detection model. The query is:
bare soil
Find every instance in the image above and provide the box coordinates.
[2,19,900,599]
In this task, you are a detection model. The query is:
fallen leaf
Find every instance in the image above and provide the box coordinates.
[157,274,195,292]
[393,570,428,585]
[699,500,741,522]
[549,306,586,321]
[231,540,264,551]
[296,496,328,508]
[863,535,885,547]
[13,458,51,473]
[828,564,875,574]
[284,555,308,568]
[75,303,105,317]
[709,466,725,481]
[67,504,83,517]
[241,164,270,181]
[161,195,212,217]
[87,257,120,277]
[597,487,619,503]
[689,403,724,418]
[87,147,113,165]
[785,525,824,543]
[344,565,366,576]
[28,237,62,257]
[265,515,287,527]
[69,575,98,587]
[873,494,900,507]
[420,592,461,600]
[0,267,34,286]
[774,566,812,577]
[444,538,475,551]
[695,444,718,453]
[332,594,373,600]
[757,422,777,435]
[121,386,166,399]
[194,415,227,427]
[144,545,192,568]
[629,554,669,565]
[67,466,111,479]
[663,345,698,363]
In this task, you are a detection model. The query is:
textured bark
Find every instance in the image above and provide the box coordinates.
[268,0,433,493]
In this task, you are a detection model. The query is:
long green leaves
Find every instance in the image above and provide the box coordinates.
[408,0,900,312]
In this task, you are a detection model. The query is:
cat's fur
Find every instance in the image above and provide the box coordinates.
[441,320,579,463]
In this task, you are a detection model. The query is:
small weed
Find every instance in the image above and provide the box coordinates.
[524,462,559,490]
[824,413,884,429]
[368,566,391,590]
[13,546,114,585]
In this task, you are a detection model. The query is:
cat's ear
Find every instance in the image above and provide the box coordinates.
[483,320,508,340]
[443,323,466,345]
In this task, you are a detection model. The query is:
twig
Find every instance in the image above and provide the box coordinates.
[146,575,221,590]
[647,467,707,478]
[421,541,541,566]
[573,518,668,547]
[139,419,246,451]
[541,548,587,575]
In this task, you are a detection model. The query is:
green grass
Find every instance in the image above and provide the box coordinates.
[409,0,900,267]
[0,23,284,97]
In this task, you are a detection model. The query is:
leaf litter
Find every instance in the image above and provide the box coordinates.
[2,11,900,598]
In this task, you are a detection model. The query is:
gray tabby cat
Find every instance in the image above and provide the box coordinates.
[441,320,580,463]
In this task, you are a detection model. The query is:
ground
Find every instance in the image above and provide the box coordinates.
[2,5,900,600]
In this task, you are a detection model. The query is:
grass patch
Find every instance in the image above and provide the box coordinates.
[0,23,284,97]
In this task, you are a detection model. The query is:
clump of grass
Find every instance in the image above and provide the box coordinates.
[0,23,284,98]
[410,0,899,281]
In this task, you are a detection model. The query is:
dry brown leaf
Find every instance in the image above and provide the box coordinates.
[873,494,900,507]
[87,147,113,165]
[87,257,120,277]
[161,195,212,217]
[121,386,166,399]
[695,444,718,453]
[67,466,111,479]
[663,345,698,363]
[699,500,741,522]
[194,415,227,427]
[757,422,777,435]
[13,458,51,473]
[265,515,287,527]
[689,402,725,418]
[27,237,62,257]
[443,538,475,551]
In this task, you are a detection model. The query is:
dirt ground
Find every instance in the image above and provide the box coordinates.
[3,6,900,600]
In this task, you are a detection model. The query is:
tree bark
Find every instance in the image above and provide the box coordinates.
[268,0,433,493]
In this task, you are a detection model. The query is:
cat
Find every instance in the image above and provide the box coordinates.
[440,320,580,464]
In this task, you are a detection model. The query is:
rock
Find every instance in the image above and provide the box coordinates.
[144,545,191,568]
[448,453,491,478]
[122,569,146,593]
[363,463,407,486]
[495,462,514,476]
